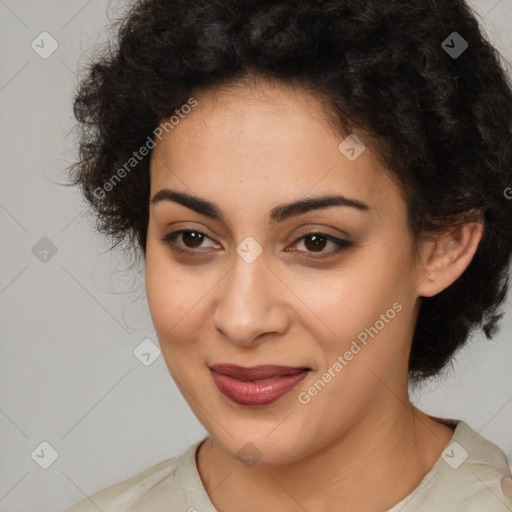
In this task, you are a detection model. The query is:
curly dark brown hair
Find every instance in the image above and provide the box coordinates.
[69,0,512,383]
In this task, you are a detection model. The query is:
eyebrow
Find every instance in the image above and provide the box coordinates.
[150,189,370,224]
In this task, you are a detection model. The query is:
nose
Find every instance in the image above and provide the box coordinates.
[212,251,290,347]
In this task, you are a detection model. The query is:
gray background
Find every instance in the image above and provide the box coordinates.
[0,1,511,510]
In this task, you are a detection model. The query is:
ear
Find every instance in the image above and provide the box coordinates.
[415,221,484,298]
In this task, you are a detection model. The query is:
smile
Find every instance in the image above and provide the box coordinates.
[209,364,310,406]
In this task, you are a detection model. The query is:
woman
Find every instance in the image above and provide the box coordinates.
[66,0,512,510]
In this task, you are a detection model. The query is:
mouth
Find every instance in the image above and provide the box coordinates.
[209,364,311,406]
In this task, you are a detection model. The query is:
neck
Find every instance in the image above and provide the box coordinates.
[196,401,454,512]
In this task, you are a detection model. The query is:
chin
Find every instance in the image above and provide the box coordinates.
[208,422,312,468]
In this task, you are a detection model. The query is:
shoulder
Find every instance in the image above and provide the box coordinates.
[390,420,512,512]
[445,421,512,510]
[64,439,206,512]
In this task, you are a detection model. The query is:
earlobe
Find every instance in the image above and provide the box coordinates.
[416,221,484,298]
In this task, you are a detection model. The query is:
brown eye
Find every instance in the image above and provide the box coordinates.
[303,234,328,252]
[291,232,353,258]
[181,231,205,248]
[161,229,217,254]
[161,229,352,259]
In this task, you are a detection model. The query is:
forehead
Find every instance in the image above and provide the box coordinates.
[149,80,404,223]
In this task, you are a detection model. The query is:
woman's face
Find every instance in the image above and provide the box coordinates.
[145,80,428,464]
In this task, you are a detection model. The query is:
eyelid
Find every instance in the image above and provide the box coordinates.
[291,224,351,241]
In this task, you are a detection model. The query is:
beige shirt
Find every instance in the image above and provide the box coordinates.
[66,420,512,511]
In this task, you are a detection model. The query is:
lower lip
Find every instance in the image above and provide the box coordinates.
[210,369,309,406]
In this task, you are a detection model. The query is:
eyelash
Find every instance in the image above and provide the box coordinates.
[160,229,353,259]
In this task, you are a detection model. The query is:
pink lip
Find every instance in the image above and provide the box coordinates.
[210,364,310,406]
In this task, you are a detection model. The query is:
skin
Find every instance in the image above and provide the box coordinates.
[145,77,484,512]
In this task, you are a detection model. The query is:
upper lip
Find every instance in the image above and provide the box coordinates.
[210,364,310,381]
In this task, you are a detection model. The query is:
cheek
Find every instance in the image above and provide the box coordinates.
[144,249,197,344]
[296,303,412,435]
[144,245,220,370]
[145,263,206,382]
[303,262,402,340]
[298,248,414,379]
